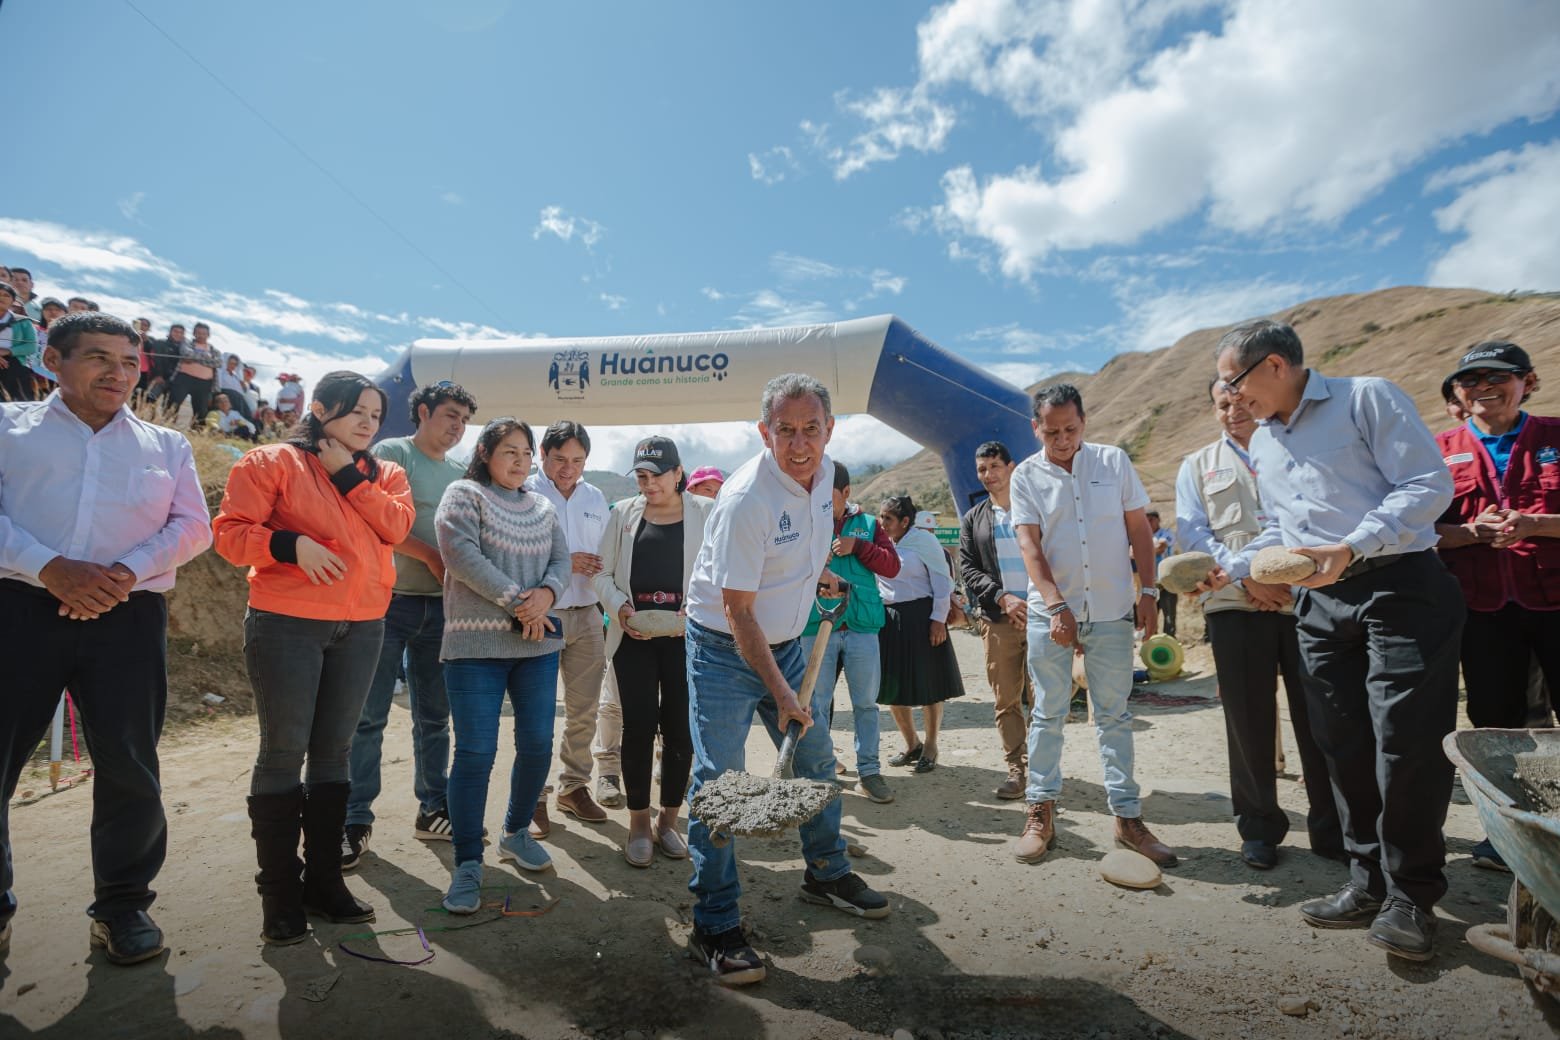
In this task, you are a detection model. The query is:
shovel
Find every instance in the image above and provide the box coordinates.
[690,595,849,845]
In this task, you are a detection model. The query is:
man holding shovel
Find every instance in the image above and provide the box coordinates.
[683,373,890,986]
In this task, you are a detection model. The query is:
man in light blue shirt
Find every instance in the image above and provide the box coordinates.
[1209,319,1462,964]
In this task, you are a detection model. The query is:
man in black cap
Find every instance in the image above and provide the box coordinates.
[1434,341,1560,873]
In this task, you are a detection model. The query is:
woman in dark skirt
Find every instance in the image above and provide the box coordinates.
[876,495,964,772]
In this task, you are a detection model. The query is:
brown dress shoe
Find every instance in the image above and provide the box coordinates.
[1014,801,1055,863]
[994,766,1026,801]
[528,801,550,839]
[1115,816,1177,867]
[557,787,608,823]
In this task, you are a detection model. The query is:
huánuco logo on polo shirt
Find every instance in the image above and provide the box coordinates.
[774,510,800,545]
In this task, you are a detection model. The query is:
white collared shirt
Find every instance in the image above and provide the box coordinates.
[685,450,834,641]
[1008,441,1149,623]
[523,470,609,608]
[0,393,212,592]
[877,526,954,621]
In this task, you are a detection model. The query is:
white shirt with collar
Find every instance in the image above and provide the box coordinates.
[0,393,213,593]
[684,450,834,642]
[523,469,609,608]
[1008,441,1150,623]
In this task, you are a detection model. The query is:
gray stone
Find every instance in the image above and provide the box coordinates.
[1157,551,1218,594]
[1249,546,1316,584]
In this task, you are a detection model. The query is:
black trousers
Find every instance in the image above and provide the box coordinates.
[1460,604,1560,727]
[1294,551,1464,911]
[0,580,169,922]
[163,372,212,421]
[1206,609,1341,852]
[1157,585,1177,637]
[612,634,692,811]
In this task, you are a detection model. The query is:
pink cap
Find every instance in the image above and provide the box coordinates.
[686,465,726,488]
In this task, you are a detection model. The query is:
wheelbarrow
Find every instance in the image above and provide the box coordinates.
[1443,728,1560,998]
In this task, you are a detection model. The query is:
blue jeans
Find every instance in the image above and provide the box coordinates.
[347,594,450,826]
[444,654,560,864]
[686,620,849,935]
[1024,616,1141,817]
[803,626,883,778]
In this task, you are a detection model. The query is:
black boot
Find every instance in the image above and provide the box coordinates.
[301,783,375,924]
[247,788,308,945]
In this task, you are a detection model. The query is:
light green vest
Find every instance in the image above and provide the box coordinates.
[803,509,886,635]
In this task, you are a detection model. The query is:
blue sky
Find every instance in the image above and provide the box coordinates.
[6,0,1559,472]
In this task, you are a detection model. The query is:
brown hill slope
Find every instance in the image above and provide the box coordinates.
[857,287,1560,517]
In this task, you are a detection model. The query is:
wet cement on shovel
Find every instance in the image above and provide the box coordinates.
[1514,752,1560,816]
[689,770,840,843]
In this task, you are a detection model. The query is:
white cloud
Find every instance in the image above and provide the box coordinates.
[0,217,178,277]
[770,252,843,281]
[984,360,1062,389]
[818,86,958,179]
[963,321,1073,354]
[118,191,146,221]
[826,415,922,466]
[1115,277,1313,352]
[733,289,837,328]
[868,270,906,296]
[921,0,1560,276]
[1427,140,1560,291]
[532,205,605,250]
[599,292,627,310]
[700,286,726,301]
[748,146,800,185]
[440,191,465,205]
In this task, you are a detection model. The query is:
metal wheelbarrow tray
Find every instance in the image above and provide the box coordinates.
[1443,728,1560,996]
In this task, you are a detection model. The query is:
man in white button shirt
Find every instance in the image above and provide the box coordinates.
[1008,384,1177,868]
[0,312,212,965]
[682,373,889,987]
[524,421,613,832]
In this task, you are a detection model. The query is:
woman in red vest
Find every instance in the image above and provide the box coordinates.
[1434,340,1560,873]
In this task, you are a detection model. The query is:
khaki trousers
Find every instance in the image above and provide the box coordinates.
[593,663,623,777]
[544,605,607,797]
[982,618,1031,768]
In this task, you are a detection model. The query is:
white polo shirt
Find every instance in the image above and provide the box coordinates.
[524,470,609,608]
[1008,441,1149,623]
[684,450,834,641]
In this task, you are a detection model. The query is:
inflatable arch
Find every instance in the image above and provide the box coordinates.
[375,315,1036,512]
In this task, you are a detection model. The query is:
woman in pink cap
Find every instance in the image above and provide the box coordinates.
[685,465,725,500]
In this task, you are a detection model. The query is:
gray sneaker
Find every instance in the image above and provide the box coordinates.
[498,829,553,872]
[442,861,484,915]
[859,774,895,804]
[596,774,625,809]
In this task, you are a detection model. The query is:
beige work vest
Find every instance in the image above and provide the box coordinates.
[1185,438,1290,615]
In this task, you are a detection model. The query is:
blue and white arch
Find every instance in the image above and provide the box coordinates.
[375,315,1035,512]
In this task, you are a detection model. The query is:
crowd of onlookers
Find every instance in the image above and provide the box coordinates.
[0,261,305,441]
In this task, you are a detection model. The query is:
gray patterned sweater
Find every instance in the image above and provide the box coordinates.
[435,479,570,661]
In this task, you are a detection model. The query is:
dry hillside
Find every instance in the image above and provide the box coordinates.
[857,286,1560,517]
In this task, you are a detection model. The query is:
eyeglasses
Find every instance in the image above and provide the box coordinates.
[1219,353,1272,396]
[1451,370,1523,389]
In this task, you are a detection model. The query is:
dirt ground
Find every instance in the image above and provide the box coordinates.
[1,621,1554,1040]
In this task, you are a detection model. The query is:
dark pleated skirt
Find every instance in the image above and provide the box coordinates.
[877,597,966,706]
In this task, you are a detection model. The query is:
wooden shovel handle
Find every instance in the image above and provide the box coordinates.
[774,615,836,779]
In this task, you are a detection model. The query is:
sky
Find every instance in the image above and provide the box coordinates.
[6,0,1560,473]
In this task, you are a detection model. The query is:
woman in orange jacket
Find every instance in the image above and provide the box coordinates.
[213,370,414,946]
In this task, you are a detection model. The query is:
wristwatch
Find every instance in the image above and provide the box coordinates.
[1140,586,1160,601]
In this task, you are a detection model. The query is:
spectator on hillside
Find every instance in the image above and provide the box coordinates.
[686,465,725,500]
[131,319,154,398]
[208,392,257,441]
[241,364,262,415]
[163,322,219,423]
[276,373,305,423]
[0,282,40,402]
[0,311,212,966]
[8,268,38,322]
[959,440,1034,801]
[217,353,253,421]
[1441,376,1466,422]
[1208,319,1459,962]
[39,298,65,327]
[67,297,95,313]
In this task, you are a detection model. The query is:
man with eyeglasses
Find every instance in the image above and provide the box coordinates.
[1203,319,1460,963]
[1434,341,1560,874]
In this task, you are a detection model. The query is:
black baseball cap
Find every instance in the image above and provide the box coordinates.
[1449,341,1532,379]
[631,436,680,474]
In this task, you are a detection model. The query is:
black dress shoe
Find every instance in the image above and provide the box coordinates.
[88,911,165,965]
[1240,840,1278,870]
[1367,897,1437,961]
[1299,883,1383,928]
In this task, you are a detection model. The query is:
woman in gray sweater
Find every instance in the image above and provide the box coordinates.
[435,418,570,913]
